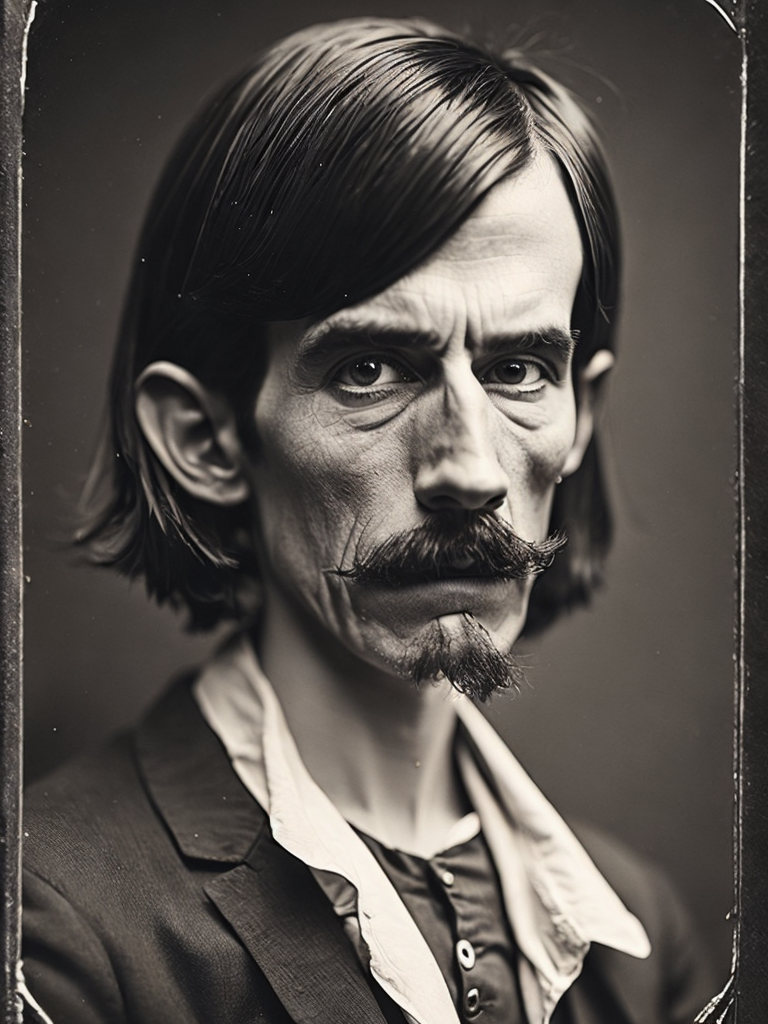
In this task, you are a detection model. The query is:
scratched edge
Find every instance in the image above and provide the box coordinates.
[681,2,753,1022]
[0,0,30,1020]
[733,0,746,1016]
[693,2,751,1022]
[734,0,768,1020]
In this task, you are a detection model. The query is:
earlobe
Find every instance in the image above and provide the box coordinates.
[560,349,614,478]
[134,361,250,506]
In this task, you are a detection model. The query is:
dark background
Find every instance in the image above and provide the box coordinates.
[21,0,739,989]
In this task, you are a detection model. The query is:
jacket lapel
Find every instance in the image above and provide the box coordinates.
[206,833,391,1024]
[136,677,390,1024]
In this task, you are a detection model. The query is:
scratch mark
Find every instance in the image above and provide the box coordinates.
[701,0,738,33]
[694,974,735,1023]
[17,961,55,1024]
[20,1,38,107]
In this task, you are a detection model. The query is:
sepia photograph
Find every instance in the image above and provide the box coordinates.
[11,0,742,1019]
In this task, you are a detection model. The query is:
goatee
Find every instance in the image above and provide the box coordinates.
[390,611,527,703]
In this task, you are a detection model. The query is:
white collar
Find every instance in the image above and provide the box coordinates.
[194,634,650,1024]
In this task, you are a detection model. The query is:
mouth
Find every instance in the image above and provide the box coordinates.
[342,571,525,632]
[361,562,509,587]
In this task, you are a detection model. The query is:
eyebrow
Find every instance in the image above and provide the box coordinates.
[292,321,440,383]
[478,327,579,361]
[293,318,579,382]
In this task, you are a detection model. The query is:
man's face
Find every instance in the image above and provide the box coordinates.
[247,153,584,685]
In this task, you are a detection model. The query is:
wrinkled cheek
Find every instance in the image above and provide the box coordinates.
[501,426,574,541]
[255,467,346,570]
[523,412,578,484]
[249,432,365,612]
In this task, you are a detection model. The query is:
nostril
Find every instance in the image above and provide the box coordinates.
[413,438,510,513]
[421,493,466,512]
[415,483,509,513]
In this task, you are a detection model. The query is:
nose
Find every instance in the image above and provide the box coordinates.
[414,372,510,513]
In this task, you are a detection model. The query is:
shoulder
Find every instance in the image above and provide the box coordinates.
[22,733,167,1024]
[24,716,176,895]
[571,820,706,957]
[22,673,242,901]
[22,718,190,955]
[572,821,680,924]
[25,732,148,841]
[570,820,717,1023]
[21,679,276,1023]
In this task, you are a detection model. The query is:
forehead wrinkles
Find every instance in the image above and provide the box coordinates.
[322,271,570,358]
[357,282,471,349]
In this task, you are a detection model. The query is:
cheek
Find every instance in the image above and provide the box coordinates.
[499,395,578,528]
[253,421,339,547]
[502,391,577,474]
[250,399,406,573]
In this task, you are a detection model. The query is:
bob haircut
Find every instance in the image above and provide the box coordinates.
[78,16,620,634]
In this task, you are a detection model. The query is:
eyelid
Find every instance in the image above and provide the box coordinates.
[330,352,421,385]
[327,355,422,411]
[476,352,561,385]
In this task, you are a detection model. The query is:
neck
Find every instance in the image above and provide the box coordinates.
[254,590,469,857]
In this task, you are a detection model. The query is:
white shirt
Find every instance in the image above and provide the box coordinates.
[194,635,650,1024]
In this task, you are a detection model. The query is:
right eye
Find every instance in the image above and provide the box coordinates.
[334,357,415,388]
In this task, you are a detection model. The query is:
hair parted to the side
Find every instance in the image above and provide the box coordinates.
[77,17,620,634]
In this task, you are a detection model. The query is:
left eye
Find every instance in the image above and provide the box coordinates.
[335,357,413,388]
[481,359,545,387]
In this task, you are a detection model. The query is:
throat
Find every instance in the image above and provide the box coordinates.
[339,733,474,858]
[288,675,469,858]
[253,601,469,858]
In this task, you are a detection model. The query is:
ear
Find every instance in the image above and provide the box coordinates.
[134,361,250,506]
[560,349,615,478]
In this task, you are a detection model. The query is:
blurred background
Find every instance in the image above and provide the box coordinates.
[21,0,739,991]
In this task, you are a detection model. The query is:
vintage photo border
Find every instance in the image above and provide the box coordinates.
[0,0,762,1019]
[0,0,29,1019]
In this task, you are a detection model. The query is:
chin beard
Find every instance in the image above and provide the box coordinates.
[388,612,526,703]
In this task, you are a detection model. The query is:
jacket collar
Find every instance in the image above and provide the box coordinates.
[135,672,265,862]
[135,677,394,1024]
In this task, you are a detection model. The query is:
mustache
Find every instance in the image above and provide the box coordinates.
[331,512,566,586]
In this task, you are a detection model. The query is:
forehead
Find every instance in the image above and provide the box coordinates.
[416,152,582,280]
[270,152,583,358]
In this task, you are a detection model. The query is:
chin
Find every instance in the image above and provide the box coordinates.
[351,604,529,704]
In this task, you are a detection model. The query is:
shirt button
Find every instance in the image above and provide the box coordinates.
[440,869,455,887]
[456,938,476,970]
[465,987,481,1016]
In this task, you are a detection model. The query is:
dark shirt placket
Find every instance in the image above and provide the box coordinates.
[358,828,528,1023]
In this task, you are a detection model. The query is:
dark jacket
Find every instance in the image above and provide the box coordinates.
[22,679,713,1024]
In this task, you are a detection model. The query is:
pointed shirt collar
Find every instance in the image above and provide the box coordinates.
[194,635,650,1024]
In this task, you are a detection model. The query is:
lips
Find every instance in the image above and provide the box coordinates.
[372,559,504,586]
[444,555,476,572]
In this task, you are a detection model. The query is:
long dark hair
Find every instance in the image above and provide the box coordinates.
[77,17,620,633]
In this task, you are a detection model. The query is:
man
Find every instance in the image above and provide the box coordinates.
[21,17,712,1024]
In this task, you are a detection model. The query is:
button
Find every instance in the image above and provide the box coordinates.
[440,869,455,887]
[465,987,481,1016]
[456,939,476,970]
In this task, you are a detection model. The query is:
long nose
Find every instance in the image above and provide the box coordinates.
[414,370,510,512]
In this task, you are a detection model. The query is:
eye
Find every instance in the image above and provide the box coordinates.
[480,359,546,388]
[334,357,415,389]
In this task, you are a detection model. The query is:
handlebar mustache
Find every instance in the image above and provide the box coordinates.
[331,512,566,586]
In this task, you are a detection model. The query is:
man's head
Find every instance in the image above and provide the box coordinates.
[80,17,619,672]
